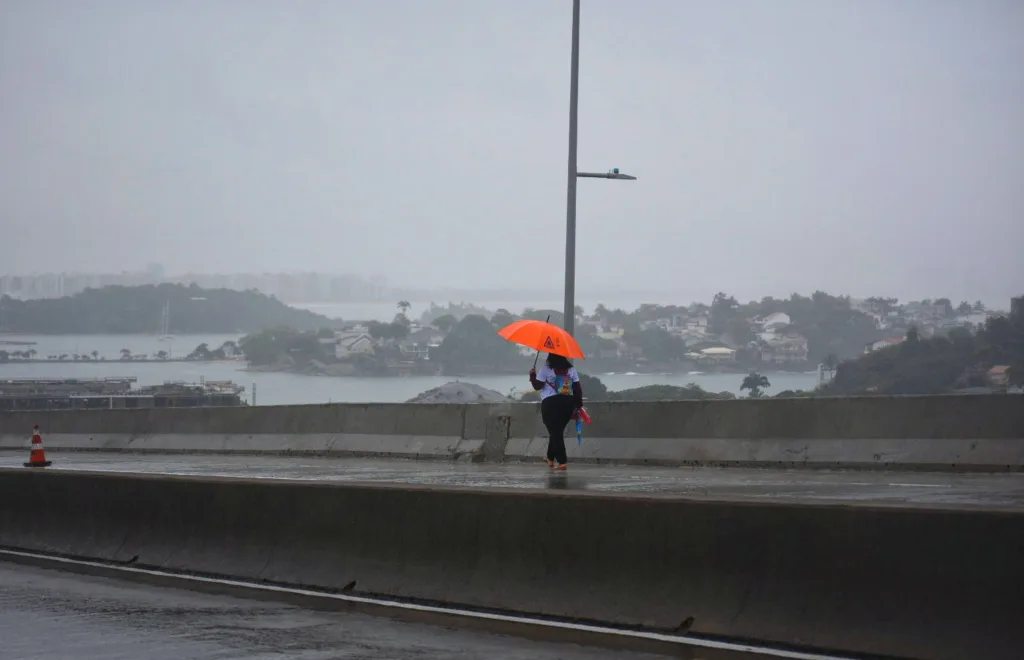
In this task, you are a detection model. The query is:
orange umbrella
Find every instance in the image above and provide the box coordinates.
[497,319,586,360]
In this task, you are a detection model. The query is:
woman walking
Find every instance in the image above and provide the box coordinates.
[529,353,584,471]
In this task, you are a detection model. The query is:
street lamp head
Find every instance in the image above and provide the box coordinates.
[606,168,636,180]
[576,169,637,180]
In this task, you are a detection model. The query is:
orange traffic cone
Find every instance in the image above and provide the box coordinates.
[23,425,52,468]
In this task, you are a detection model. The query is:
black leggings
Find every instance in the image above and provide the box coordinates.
[541,394,577,464]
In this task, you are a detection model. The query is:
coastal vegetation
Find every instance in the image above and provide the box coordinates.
[230,294,1021,397]
[4,283,1020,397]
[740,372,772,398]
[0,284,337,334]
[519,374,735,402]
[821,302,1022,395]
[433,315,521,374]
[239,327,331,367]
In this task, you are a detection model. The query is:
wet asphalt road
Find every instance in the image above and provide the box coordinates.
[0,562,682,660]
[1,451,1022,507]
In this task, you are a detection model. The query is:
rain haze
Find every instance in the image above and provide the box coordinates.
[1,0,1022,306]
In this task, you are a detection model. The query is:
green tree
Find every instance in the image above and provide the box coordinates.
[947,326,973,343]
[490,311,518,329]
[432,314,457,334]
[388,321,409,341]
[709,292,739,335]
[604,307,632,327]
[397,300,412,315]
[574,326,618,360]
[188,343,213,360]
[156,350,169,360]
[740,372,771,398]
[865,297,899,316]
[822,302,1023,396]
[368,320,410,341]
[956,301,972,315]
[774,389,815,398]
[119,348,131,360]
[934,298,953,318]
[621,327,686,363]
[726,317,756,345]
[578,373,608,400]
[434,314,521,373]
[90,350,99,360]
[767,291,880,363]
[367,321,389,341]
[239,327,326,366]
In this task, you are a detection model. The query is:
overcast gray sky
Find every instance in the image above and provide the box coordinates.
[1,0,1022,304]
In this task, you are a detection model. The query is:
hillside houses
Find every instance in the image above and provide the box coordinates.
[747,312,809,363]
[305,295,1007,376]
[326,330,375,359]
[689,346,736,364]
[761,335,809,363]
[398,326,445,360]
[852,297,998,336]
[636,313,712,347]
[317,323,444,362]
[753,312,791,340]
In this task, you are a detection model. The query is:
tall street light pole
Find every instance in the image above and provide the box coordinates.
[563,0,581,338]
[562,0,636,338]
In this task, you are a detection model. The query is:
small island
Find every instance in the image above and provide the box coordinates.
[0,283,337,335]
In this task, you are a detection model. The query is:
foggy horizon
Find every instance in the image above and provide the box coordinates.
[2,0,1022,307]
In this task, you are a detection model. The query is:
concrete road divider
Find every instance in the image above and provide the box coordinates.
[0,403,490,462]
[1,395,1021,470]
[0,468,1020,660]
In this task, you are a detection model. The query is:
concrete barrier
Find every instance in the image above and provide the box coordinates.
[0,468,1020,659]
[1,395,1022,470]
[0,403,490,461]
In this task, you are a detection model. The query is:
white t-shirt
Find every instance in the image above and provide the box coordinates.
[536,365,580,400]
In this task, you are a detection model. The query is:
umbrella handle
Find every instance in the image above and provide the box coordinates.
[532,314,551,370]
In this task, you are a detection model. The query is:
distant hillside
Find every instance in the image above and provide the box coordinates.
[821,300,1022,395]
[0,284,339,334]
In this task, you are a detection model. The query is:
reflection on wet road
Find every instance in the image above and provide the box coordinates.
[2,451,1021,507]
[0,562,672,660]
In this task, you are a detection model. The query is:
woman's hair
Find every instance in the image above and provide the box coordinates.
[545,353,573,370]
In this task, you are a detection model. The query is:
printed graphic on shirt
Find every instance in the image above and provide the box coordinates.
[550,374,573,395]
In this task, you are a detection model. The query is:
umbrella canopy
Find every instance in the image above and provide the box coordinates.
[497,319,586,359]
